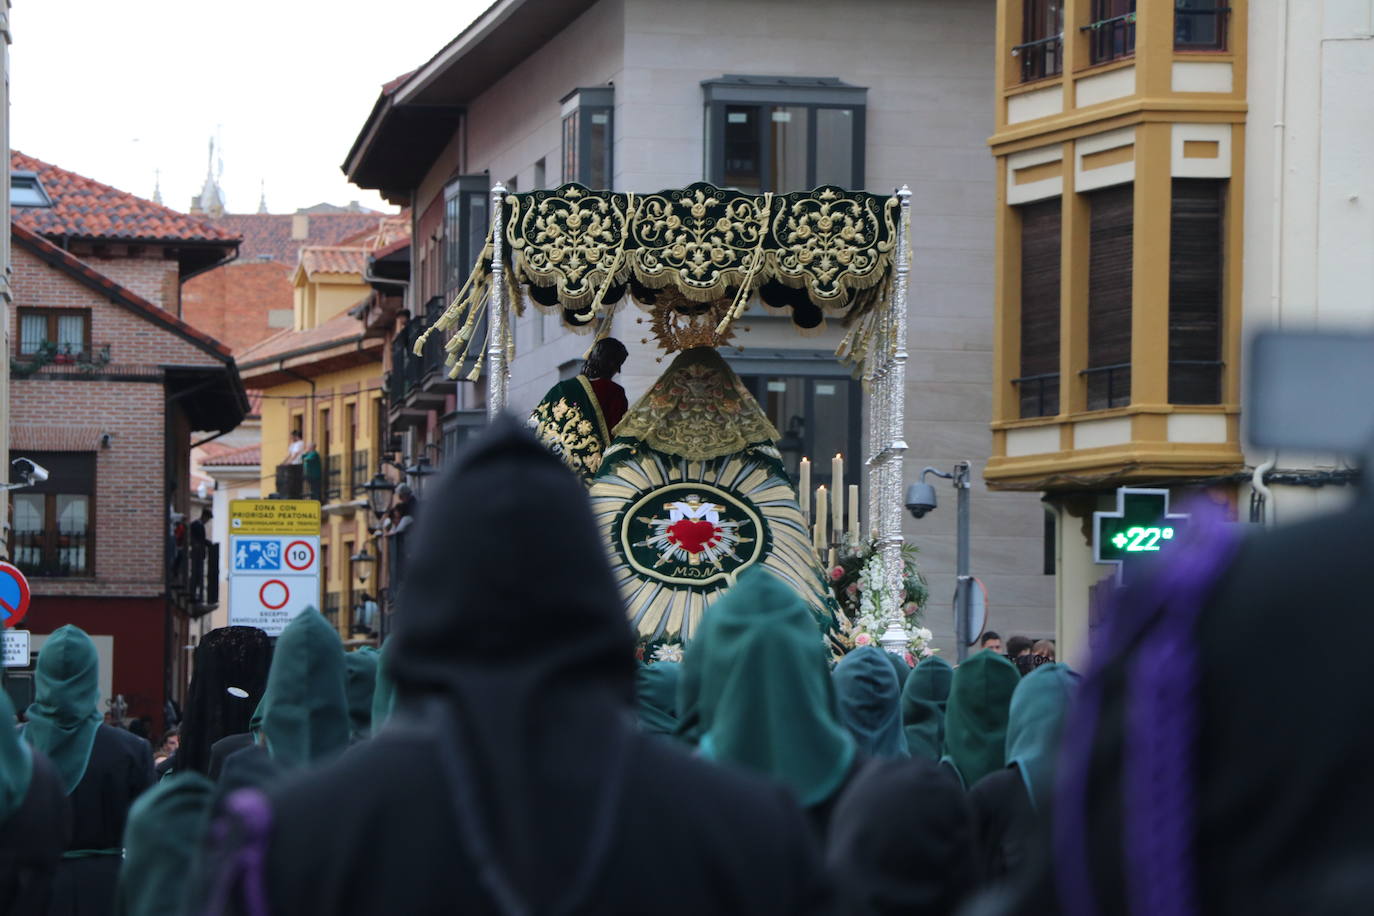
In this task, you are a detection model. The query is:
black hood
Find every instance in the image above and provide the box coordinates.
[389,413,637,914]
[178,626,272,775]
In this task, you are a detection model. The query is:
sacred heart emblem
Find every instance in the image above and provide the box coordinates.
[667,518,718,555]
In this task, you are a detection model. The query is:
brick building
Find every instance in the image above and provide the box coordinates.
[7,152,247,724]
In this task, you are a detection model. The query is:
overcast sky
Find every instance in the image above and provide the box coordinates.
[11,0,493,215]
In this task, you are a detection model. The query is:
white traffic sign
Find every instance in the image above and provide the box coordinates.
[228,524,321,636]
[3,629,31,667]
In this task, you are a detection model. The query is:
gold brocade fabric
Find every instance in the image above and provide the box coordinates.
[612,347,779,461]
[528,376,613,480]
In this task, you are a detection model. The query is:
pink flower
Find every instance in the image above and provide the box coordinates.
[846,583,859,598]
[854,633,872,647]
[903,602,918,617]
[903,651,915,667]
[830,566,845,582]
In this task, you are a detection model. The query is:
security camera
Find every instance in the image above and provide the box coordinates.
[12,457,49,485]
[905,482,938,519]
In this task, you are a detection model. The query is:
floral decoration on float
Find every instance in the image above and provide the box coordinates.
[828,540,933,667]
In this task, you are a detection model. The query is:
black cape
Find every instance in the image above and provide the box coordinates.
[967,766,1041,884]
[825,756,978,915]
[199,414,833,916]
[52,724,153,916]
[173,627,272,778]
[0,749,69,916]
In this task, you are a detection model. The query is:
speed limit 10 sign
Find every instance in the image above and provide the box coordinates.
[229,534,321,635]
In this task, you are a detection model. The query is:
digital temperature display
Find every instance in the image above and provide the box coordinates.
[1094,488,1191,582]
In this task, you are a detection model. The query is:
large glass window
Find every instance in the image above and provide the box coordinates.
[560,87,614,189]
[704,76,866,192]
[1017,0,1064,82]
[18,308,89,359]
[9,452,94,577]
[1175,0,1229,51]
[736,371,861,489]
[442,175,490,301]
[1086,0,1136,66]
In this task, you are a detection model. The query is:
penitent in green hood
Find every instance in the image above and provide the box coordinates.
[24,625,103,794]
[256,608,350,768]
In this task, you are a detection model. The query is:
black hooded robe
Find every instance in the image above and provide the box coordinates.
[967,768,1040,883]
[1,750,70,916]
[195,415,834,916]
[51,725,154,916]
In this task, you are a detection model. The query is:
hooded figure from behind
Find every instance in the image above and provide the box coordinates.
[833,646,909,760]
[902,655,953,762]
[940,650,1020,789]
[24,625,154,916]
[199,414,832,916]
[635,661,681,738]
[690,566,858,836]
[0,686,70,916]
[967,663,1079,883]
[116,627,275,916]
[343,647,379,740]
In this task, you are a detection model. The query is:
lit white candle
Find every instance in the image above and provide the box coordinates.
[798,458,811,522]
[814,485,828,553]
[848,485,861,545]
[831,454,844,541]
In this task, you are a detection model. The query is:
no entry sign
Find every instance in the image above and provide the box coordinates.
[0,561,32,629]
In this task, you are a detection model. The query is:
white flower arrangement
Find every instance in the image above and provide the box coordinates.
[830,543,935,666]
[651,642,684,664]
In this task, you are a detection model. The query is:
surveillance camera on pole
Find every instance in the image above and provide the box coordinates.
[2,458,50,490]
[905,481,938,519]
[908,463,975,662]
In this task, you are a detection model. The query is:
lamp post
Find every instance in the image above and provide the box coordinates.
[907,461,973,662]
[362,472,396,519]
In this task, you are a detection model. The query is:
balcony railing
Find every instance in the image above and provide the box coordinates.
[1013,33,1063,82]
[1083,9,1136,65]
[1174,4,1229,51]
[276,464,304,499]
[325,455,343,501]
[1082,362,1131,411]
[1012,371,1061,419]
[12,529,91,577]
[388,297,451,410]
[350,449,370,496]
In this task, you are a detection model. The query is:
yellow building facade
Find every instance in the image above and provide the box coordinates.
[987,1,1248,661]
[239,251,386,642]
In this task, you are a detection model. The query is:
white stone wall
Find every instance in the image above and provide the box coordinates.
[1239,0,1374,526]
[420,0,1054,649]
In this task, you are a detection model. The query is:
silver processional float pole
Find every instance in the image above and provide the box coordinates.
[486,182,509,419]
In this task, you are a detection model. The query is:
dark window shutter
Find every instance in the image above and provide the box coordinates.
[1087,185,1134,410]
[1018,198,1061,418]
[1168,179,1224,404]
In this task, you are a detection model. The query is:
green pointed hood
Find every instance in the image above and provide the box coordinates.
[116,770,214,914]
[901,655,953,762]
[694,568,855,807]
[371,638,397,732]
[23,625,102,794]
[0,688,33,820]
[635,661,681,737]
[833,646,909,760]
[1005,662,1079,810]
[940,650,1020,788]
[256,608,350,768]
[343,647,379,740]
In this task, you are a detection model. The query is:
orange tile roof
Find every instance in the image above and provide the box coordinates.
[212,212,390,265]
[237,310,368,366]
[299,246,368,276]
[12,151,238,244]
[201,443,261,467]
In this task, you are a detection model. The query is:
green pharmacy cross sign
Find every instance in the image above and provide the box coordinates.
[1093,487,1191,584]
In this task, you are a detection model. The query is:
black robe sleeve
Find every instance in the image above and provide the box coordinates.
[0,750,70,916]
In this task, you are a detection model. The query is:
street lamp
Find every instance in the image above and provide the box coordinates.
[404,454,437,496]
[362,472,395,519]
[906,461,973,662]
[349,546,375,583]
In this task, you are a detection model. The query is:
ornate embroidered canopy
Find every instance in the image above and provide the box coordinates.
[416,181,906,384]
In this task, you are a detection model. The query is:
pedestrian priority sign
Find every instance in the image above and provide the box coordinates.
[1093,487,1190,585]
[228,500,321,636]
[229,499,320,536]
